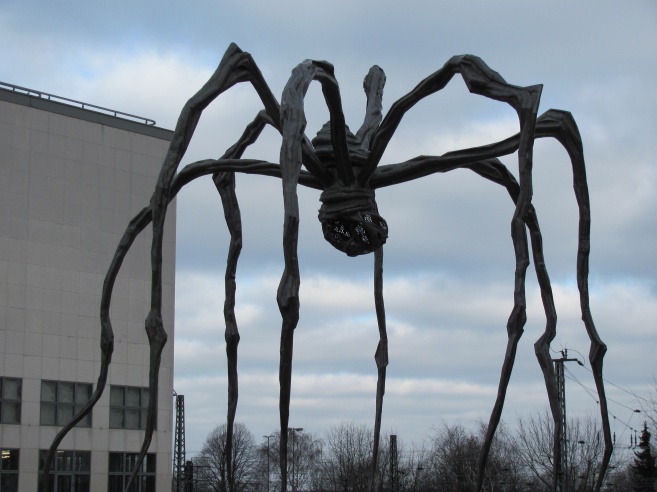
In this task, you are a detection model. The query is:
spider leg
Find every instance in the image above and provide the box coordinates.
[277,57,360,489]
[361,54,543,185]
[371,107,610,490]
[375,155,545,491]
[400,156,556,492]
[205,109,287,491]
[212,173,242,489]
[368,59,545,366]
[369,244,388,491]
[535,110,612,491]
[355,66,386,150]
[132,44,305,491]
[469,112,612,492]
[41,108,281,491]
[209,111,277,490]
[370,66,545,447]
[465,159,559,491]
[365,59,542,490]
[171,154,319,489]
[39,200,137,489]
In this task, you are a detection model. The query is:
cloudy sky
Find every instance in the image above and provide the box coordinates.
[2,1,655,458]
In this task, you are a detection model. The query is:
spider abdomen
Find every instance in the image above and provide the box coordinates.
[321,211,388,257]
[318,185,388,256]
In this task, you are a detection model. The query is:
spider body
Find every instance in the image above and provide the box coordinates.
[314,122,388,255]
[43,44,612,492]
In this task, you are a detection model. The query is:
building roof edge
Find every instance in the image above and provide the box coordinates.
[0,87,174,141]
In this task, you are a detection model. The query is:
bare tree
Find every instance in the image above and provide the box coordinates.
[265,429,322,491]
[396,440,432,492]
[194,422,263,492]
[603,464,634,491]
[317,422,372,490]
[312,422,426,491]
[511,408,623,491]
[421,422,522,491]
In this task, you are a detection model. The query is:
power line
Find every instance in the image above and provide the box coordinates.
[564,367,598,402]
[552,346,653,417]
[612,409,643,449]
[578,363,651,404]
[563,369,641,413]
[552,345,652,406]
[560,364,645,452]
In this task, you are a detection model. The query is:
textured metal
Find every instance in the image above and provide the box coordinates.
[43,44,612,492]
[173,394,186,491]
[555,358,567,489]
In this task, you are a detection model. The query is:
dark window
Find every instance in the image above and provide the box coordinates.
[40,381,92,427]
[39,450,90,492]
[109,386,151,430]
[1,449,19,492]
[108,453,155,492]
[0,378,21,424]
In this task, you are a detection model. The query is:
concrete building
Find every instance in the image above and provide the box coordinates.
[0,84,176,491]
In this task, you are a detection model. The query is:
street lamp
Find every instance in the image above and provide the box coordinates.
[263,435,273,492]
[288,427,303,491]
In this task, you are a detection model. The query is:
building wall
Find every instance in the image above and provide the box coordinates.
[0,92,176,491]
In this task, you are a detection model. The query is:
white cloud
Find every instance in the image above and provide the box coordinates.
[172,261,656,445]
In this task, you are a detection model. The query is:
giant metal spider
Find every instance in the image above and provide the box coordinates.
[44,43,612,491]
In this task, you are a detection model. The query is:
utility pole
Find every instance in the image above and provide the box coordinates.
[390,434,399,492]
[552,349,581,490]
[184,460,194,492]
[264,434,273,492]
[173,392,186,492]
[288,427,303,491]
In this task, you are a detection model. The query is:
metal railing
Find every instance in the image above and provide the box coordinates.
[0,81,156,126]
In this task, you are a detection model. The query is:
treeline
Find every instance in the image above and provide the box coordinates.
[187,409,653,491]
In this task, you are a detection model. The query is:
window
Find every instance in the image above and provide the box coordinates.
[109,386,151,430]
[1,449,19,492]
[39,450,90,492]
[108,453,155,492]
[0,378,21,424]
[41,381,92,427]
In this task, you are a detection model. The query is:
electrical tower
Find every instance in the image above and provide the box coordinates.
[553,349,580,490]
[173,393,186,491]
[390,434,399,492]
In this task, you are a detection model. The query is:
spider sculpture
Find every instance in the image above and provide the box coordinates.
[44,44,612,491]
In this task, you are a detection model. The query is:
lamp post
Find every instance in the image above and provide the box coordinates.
[263,435,273,492]
[288,427,303,492]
